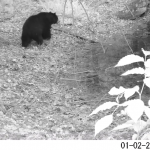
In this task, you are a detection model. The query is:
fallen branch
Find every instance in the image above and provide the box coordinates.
[53,26,99,43]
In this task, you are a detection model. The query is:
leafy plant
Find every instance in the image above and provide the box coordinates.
[90,48,150,140]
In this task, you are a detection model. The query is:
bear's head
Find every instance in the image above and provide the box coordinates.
[48,12,58,24]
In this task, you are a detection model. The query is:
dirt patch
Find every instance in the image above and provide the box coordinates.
[0,0,150,140]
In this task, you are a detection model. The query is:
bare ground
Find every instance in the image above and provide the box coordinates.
[0,0,150,140]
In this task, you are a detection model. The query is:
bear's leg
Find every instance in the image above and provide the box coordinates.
[42,31,51,40]
[22,36,31,47]
[34,36,43,45]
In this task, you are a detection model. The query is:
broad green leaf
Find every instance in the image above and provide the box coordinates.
[121,67,145,76]
[142,48,150,56]
[144,106,150,119]
[124,86,139,100]
[144,78,150,88]
[125,120,136,125]
[133,120,146,133]
[125,99,144,122]
[133,85,139,92]
[145,59,150,68]
[124,89,136,100]
[89,102,118,116]
[95,115,113,136]
[108,86,125,95]
[115,54,144,67]
[120,99,139,106]
[145,68,150,77]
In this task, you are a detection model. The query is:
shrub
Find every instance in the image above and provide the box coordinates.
[90,48,150,140]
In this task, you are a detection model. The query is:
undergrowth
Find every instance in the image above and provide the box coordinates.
[90,48,150,140]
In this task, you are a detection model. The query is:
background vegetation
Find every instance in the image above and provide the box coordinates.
[0,0,149,140]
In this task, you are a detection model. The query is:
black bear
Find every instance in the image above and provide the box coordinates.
[21,12,58,47]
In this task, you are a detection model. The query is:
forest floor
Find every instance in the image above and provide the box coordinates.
[0,0,150,140]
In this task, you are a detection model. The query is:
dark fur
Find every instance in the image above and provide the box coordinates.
[21,12,58,47]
